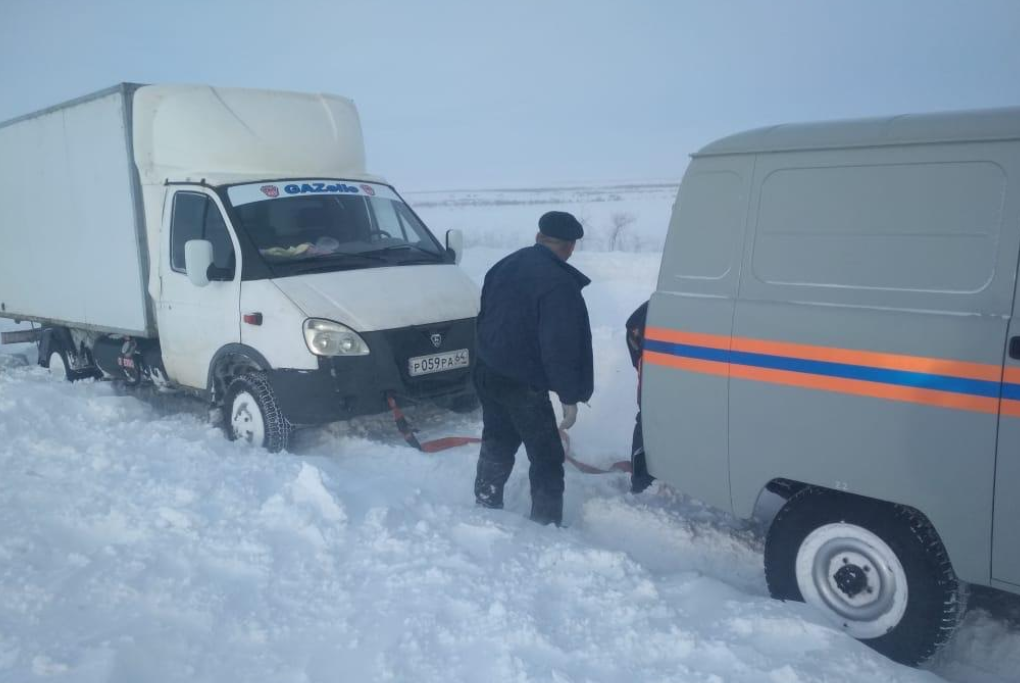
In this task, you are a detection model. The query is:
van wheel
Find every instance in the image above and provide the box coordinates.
[223,372,292,452]
[764,487,961,665]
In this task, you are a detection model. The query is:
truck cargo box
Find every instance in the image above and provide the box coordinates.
[0,83,153,336]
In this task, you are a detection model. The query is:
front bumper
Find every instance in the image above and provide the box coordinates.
[266,317,476,425]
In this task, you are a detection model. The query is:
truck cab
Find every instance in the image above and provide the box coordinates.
[136,86,480,451]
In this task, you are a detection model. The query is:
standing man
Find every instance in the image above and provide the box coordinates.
[473,211,593,526]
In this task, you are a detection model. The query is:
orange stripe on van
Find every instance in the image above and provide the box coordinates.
[728,364,1000,414]
[643,350,730,378]
[644,328,1000,382]
[729,337,1001,382]
[1003,367,1020,384]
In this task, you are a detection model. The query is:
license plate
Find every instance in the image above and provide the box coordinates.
[408,349,470,377]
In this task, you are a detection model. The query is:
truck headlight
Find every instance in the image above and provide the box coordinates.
[302,319,370,357]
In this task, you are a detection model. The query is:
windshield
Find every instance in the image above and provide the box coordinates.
[226,180,445,272]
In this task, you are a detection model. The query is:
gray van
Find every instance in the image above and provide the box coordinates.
[644,106,1020,665]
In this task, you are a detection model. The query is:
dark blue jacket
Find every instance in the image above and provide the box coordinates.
[476,244,594,404]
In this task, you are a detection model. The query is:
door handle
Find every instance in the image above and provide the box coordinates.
[1010,336,1020,360]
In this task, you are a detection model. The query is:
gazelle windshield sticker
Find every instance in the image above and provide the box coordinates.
[228,180,399,206]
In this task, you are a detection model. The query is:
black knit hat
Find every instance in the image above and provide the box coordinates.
[538,211,584,241]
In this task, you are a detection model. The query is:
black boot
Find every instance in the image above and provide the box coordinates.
[529,494,563,526]
[630,449,654,494]
[475,458,512,509]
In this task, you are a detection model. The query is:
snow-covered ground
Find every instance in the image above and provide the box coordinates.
[1,185,1019,683]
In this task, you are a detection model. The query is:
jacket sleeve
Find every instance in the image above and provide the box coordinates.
[538,286,594,405]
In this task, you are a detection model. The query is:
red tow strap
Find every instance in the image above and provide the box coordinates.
[560,430,632,474]
[386,395,632,474]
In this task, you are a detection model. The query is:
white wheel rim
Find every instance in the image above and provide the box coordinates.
[48,352,67,380]
[231,391,265,446]
[795,522,909,639]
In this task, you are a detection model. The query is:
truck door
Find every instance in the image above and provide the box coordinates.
[157,188,241,390]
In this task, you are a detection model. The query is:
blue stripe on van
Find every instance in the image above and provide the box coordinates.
[643,339,1004,399]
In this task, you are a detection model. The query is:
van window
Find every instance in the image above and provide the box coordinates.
[666,171,743,280]
[171,193,235,275]
[752,162,1005,293]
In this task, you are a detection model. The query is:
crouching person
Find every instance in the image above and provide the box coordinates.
[473,211,594,526]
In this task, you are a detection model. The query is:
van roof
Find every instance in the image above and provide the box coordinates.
[695,106,1020,157]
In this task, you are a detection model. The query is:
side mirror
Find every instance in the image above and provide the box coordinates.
[446,229,464,265]
[185,239,214,287]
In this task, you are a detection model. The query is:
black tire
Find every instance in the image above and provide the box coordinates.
[222,372,292,453]
[764,487,960,666]
[42,348,94,382]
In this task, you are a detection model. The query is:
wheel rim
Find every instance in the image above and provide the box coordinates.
[48,351,67,380]
[230,391,265,446]
[795,522,909,639]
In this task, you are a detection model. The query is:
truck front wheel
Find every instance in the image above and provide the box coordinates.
[223,372,292,453]
[764,487,961,665]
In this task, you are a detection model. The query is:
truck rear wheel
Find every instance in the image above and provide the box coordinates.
[764,487,961,665]
[44,348,95,382]
[223,372,292,453]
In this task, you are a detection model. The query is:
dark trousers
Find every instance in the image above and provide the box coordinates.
[631,409,654,493]
[473,360,565,525]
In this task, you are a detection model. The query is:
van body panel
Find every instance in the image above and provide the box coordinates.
[728,300,1004,584]
[643,155,752,508]
[643,295,734,509]
[649,107,1020,594]
[727,141,1020,585]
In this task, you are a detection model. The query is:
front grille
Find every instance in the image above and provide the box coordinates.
[385,318,476,394]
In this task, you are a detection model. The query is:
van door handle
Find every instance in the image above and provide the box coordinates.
[1010,336,1020,360]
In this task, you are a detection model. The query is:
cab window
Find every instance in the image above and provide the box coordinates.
[171,192,236,277]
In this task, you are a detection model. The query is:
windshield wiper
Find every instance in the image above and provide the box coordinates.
[287,251,391,274]
[367,244,444,260]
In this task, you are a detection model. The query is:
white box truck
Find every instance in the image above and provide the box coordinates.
[0,83,480,451]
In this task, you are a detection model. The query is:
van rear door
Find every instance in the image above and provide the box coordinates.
[642,156,752,511]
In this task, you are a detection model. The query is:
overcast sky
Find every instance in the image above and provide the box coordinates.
[2,0,1019,190]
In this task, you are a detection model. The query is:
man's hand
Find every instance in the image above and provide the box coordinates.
[559,403,578,431]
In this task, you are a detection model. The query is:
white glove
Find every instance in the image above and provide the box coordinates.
[559,403,578,431]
